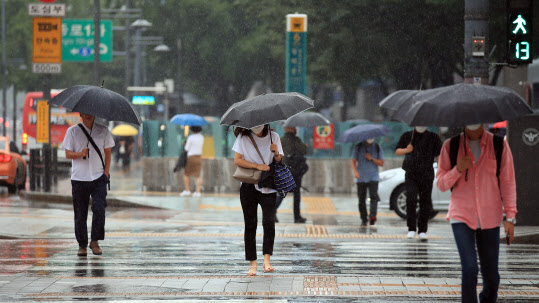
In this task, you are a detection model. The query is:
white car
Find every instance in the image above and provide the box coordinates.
[378,163,450,219]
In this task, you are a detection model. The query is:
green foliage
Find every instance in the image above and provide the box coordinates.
[2,0,537,113]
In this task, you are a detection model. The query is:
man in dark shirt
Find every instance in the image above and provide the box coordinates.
[395,126,442,241]
[275,127,308,223]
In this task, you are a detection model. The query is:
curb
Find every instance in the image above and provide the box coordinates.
[19,191,161,209]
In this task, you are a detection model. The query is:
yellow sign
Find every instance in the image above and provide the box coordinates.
[32,17,62,63]
[36,100,49,143]
[289,17,306,32]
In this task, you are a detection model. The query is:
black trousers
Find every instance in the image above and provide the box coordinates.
[71,174,108,247]
[405,172,433,233]
[357,181,380,224]
[275,174,303,219]
[240,183,276,261]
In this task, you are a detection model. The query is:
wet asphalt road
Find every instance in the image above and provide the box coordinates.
[0,162,538,302]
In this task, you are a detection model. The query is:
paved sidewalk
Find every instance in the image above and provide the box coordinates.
[1,158,538,302]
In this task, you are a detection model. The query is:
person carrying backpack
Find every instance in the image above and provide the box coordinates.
[275,127,308,223]
[352,138,384,227]
[436,124,516,303]
[395,127,443,240]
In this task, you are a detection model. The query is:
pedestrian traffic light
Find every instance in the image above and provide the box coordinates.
[507,0,533,64]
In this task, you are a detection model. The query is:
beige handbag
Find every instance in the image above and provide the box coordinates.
[233,133,266,184]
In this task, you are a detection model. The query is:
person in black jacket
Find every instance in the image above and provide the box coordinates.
[395,126,442,241]
[275,127,308,223]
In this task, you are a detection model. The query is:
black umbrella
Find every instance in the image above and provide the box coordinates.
[282,112,331,128]
[220,92,314,128]
[379,83,532,127]
[50,85,142,125]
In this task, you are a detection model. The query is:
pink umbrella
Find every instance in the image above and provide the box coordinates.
[492,121,507,128]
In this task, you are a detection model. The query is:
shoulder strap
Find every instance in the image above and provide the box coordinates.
[78,123,105,170]
[449,134,461,169]
[356,142,363,153]
[493,134,504,179]
[247,132,265,164]
[375,142,380,156]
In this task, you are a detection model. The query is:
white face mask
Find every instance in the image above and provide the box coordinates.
[466,124,482,131]
[250,125,265,134]
[366,138,375,144]
[415,126,427,133]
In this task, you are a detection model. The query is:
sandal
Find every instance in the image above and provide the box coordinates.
[247,266,257,276]
[263,262,274,273]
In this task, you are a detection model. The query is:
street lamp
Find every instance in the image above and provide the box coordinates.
[153,44,170,52]
[130,19,152,87]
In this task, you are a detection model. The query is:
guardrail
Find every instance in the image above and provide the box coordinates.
[29,148,71,192]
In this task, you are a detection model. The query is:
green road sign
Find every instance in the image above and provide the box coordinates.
[62,19,113,62]
[285,14,307,94]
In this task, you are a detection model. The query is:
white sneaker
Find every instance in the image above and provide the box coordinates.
[192,192,201,197]
[180,190,191,197]
[407,231,416,239]
[419,232,428,241]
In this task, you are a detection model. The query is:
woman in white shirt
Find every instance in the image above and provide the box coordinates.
[180,126,204,197]
[232,124,284,276]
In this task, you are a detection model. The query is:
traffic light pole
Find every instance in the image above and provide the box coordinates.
[464,0,489,84]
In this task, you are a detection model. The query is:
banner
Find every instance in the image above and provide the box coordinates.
[313,124,334,149]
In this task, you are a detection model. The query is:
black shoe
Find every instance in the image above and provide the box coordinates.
[294,217,307,223]
[360,221,368,227]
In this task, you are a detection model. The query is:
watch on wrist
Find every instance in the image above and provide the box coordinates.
[506,217,517,224]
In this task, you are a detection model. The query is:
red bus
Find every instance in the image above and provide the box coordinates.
[22,91,81,145]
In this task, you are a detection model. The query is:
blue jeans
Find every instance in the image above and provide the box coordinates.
[451,223,500,303]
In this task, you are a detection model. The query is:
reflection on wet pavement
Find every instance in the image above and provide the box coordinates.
[1,186,539,301]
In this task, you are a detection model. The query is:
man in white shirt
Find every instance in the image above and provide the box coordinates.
[62,113,115,256]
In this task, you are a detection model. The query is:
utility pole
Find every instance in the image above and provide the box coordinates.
[12,85,16,143]
[464,0,489,85]
[125,0,131,98]
[93,0,101,85]
[1,0,6,137]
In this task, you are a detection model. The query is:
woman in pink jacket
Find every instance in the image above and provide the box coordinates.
[437,124,517,303]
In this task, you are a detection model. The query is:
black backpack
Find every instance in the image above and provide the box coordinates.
[449,134,504,188]
[286,151,309,176]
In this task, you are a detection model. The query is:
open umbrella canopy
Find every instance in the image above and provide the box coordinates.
[170,113,208,126]
[337,124,392,144]
[379,83,532,127]
[282,112,331,128]
[111,124,138,136]
[220,92,314,128]
[50,85,141,125]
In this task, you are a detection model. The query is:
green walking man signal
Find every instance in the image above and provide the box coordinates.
[507,0,533,64]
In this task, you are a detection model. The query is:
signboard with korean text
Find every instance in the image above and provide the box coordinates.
[62,19,113,62]
[36,100,49,143]
[32,17,62,74]
[32,17,62,63]
[313,124,334,149]
[286,14,307,94]
[28,3,65,17]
